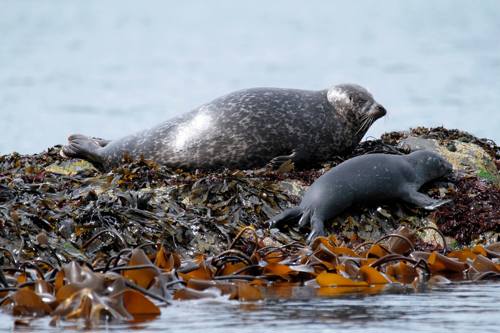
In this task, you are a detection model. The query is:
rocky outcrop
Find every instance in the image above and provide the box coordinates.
[0,127,498,267]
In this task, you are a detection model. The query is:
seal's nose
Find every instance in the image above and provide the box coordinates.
[376,105,387,117]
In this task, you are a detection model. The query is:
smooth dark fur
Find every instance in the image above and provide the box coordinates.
[269,150,453,242]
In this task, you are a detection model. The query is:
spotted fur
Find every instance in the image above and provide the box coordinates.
[62,84,386,170]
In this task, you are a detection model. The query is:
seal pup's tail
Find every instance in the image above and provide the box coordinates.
[61,134,106,168]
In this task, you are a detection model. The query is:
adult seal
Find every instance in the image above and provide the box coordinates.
[61,84,386,170]
[270,150,453,242]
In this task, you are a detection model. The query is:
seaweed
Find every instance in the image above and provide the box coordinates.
[0,226,498,329]
[433,177,500,243]
[0,127,498,328]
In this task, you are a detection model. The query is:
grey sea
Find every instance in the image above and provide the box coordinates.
[0,1,499,332]
[0,283,499,333]
[0,0,499,154]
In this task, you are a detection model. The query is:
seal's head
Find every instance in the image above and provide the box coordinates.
[406,150,454,183]
[327,84,387,137]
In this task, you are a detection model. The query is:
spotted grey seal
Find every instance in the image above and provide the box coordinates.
[270,150,453,242]
[61,84,386,170]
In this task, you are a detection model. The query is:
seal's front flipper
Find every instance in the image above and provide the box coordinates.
[268,151,298,169]
[403,191,452,210]
[61,134,105,168]
[268,207,303,229]
[268,149,309,169]
[423,199,452,210]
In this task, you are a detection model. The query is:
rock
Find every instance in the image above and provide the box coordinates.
[399,136,440,152]
[277,180,307,198]
[400,136,500,185]
[45,159,97,176]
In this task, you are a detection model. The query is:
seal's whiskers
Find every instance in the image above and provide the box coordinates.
[356,115,374,135]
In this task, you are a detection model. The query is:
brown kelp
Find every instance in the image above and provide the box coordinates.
[1,226,499,328]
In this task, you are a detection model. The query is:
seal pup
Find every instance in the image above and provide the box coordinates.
[269,150,453,242]
[61,84,386,170]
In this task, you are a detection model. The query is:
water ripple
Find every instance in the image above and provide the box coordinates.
[2,283,498,333]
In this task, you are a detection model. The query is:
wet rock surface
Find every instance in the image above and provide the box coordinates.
[0,127,498,267]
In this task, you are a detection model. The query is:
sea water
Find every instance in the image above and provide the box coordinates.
[0,0,499,154]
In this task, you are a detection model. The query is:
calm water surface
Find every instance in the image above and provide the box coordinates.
[1,0,499,153]
[0,283,499,333]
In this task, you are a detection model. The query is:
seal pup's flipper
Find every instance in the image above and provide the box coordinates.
[305,214,327,244]
[402,191,452,210]
[423,199,452,210]
[270,208,326,244]
[61,134,105,167]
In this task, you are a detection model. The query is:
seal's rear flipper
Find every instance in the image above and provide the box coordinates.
[306,215,327,244]
[61,134,105,168]
[67,134,110,147]
[268,207,303,229]
[89,136,111,147]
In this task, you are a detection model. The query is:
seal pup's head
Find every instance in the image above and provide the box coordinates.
[406,150,454,183]
[327,84,386,137]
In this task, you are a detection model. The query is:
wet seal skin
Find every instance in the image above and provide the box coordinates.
[61,84,386,170]
[269,150,453,242]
